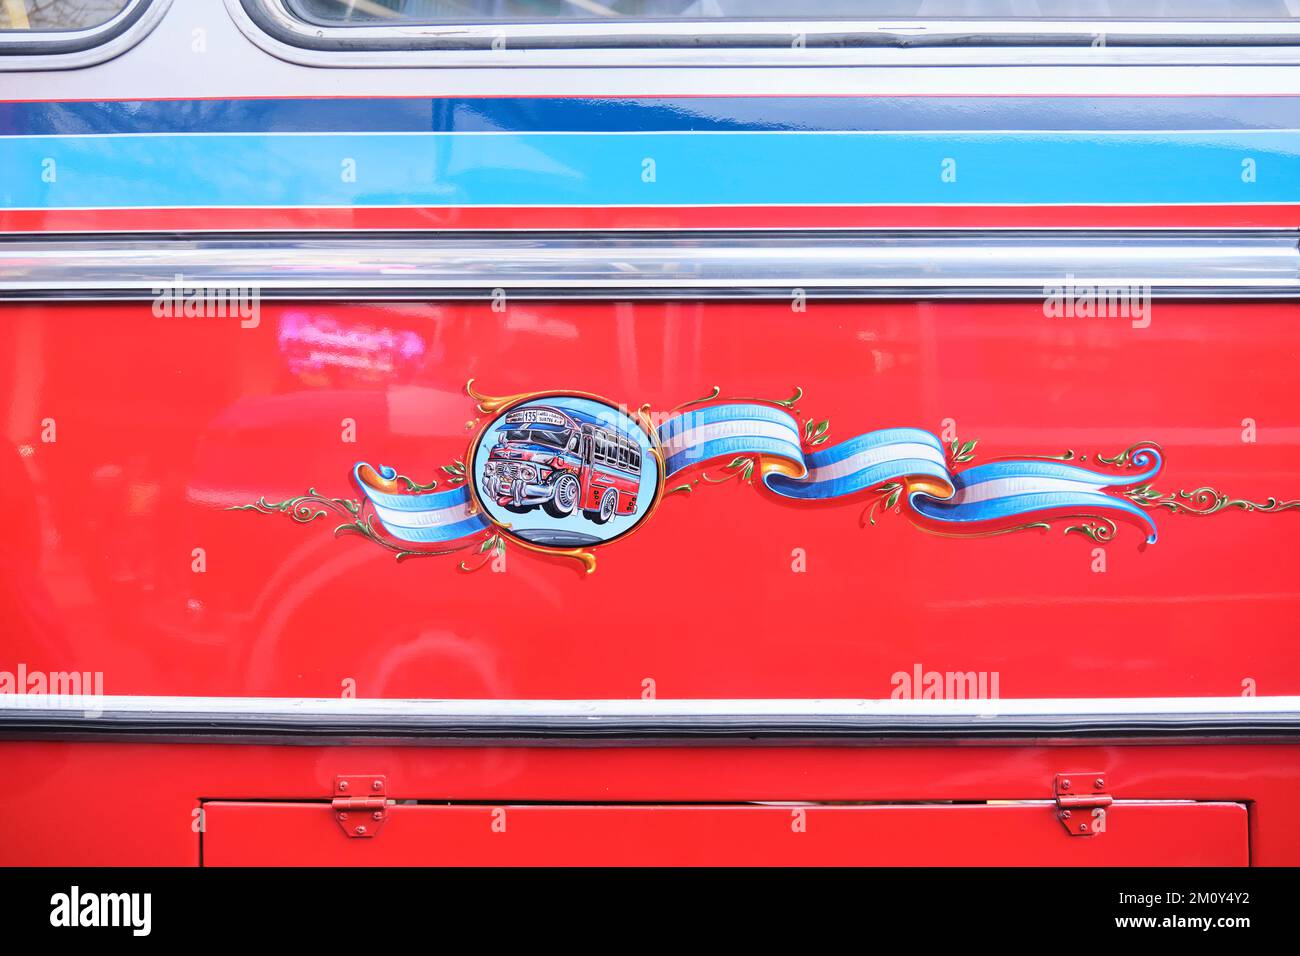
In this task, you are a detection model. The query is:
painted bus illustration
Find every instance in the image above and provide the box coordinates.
[481,406,642,524]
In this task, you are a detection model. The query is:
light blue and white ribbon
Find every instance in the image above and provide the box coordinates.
[908,452,1163,542]
[353,464,489,545]
[658,404,1163,542]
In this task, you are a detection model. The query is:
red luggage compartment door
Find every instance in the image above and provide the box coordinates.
[202,801,1248,866]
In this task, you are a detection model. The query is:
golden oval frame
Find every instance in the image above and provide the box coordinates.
[463,381,667,573]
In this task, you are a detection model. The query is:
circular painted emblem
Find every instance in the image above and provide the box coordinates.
[471,395,661,549]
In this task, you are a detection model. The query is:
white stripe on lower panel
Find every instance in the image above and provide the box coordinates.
[1,694,1297,718]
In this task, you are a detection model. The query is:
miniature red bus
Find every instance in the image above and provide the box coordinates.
[482,405,643,524]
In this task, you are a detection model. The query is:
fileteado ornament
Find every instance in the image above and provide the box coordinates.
[232,381,1299,574]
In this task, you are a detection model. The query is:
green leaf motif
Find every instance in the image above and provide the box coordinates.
[862,482,904,527]
[804,419,830,445]
[950,439,979,464]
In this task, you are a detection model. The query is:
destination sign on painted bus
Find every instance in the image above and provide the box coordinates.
[504,408,569,427]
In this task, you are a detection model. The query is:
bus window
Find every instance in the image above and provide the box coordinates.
[243,0,1300,64]
[287,1,1300,26]
[1,0,131,31]
[0,0,160,69]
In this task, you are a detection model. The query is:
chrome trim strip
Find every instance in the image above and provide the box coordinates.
[1,694,1297,743]
[0,0,170,71]
[231,0,1300,68]
[2,230,1298,300]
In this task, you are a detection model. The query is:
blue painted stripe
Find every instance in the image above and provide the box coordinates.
[910,489,1158,543]
[374,513,490,545]
[664,434,804,477]
[658,403,801,442]
[952,449,1163,489]
[804,427,945,469]
[768,458,951,501]
[353,465,471,512]
[5,130,1297,209]
[3,96,1300,136]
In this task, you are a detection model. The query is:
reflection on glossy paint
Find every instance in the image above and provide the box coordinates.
[277,310,426,384]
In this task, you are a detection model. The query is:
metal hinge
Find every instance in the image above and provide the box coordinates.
[333,775,389,839]
[1054,772,1112,837]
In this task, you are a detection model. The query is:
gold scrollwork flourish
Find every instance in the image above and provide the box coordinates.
[1124,485,1300,516]
[229,491,468,562]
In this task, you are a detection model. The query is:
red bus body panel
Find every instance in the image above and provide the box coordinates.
[2,299,1297,701]
[3,297,1298,865]
[203,801,1249,867]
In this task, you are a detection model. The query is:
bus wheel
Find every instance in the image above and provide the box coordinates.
[544,474,580,518]
[588,487,619,525]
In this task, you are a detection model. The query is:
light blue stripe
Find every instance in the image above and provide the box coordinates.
[768,457,951,501]
[4,132,1299,208]
[911,490,1157,543]
[352,464,471,512]
[658,404,801,442]
[952,449,1163,489]
[376,513,490,545]
[664,434,805,478]
[360,485,469,513]
[804,427,945,469]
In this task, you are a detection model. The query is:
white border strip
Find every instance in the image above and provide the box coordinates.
[3,693,1297,718]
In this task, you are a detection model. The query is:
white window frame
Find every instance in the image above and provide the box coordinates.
[0,0,172,71]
